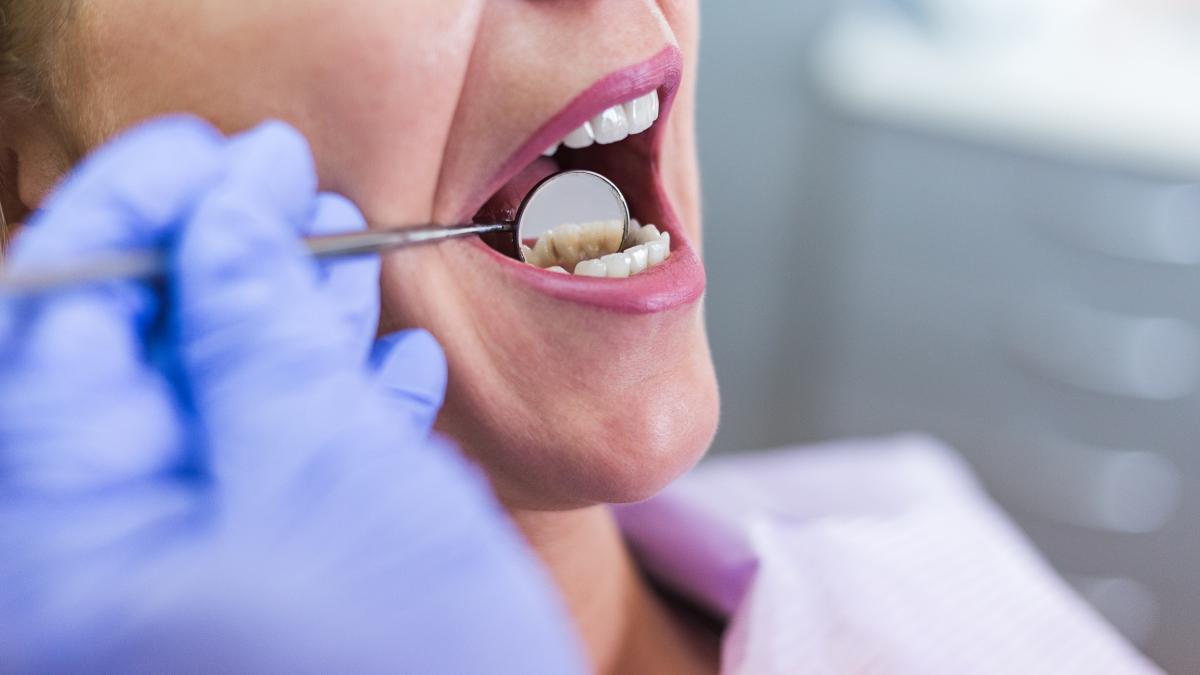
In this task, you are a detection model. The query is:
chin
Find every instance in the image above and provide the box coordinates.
[429,304,719,511]
[573,333,720,506]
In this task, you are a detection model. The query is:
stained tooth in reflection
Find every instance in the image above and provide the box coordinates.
[627,244,648,274]
[646,238,668,266]
[574,222,600,260]
[591,105,630,144]
[574,259,607,277]
[601,220,625,254]
[562,121,595,149]
[532,234,555,268]
[547,266,568,274]
[521,244,540,267]
[601,252,632,278]
[634,224,661,246]
[550,223,582,268]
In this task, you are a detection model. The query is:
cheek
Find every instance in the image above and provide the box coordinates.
[82,0,484,223]
[298,2,485,223]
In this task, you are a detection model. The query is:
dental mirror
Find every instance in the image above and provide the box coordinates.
[513,170,629,263]
[0,170,631,296]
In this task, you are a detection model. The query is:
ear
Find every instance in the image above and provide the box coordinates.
[0,104,75,228]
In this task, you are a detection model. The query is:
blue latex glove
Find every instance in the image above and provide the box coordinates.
[0,117,585,674]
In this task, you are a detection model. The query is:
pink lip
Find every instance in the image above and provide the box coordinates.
[457,46,705,315]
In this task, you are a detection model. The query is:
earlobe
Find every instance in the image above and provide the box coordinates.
[0,146,23,251]
[3,108,76,225]
[0,106,75,250]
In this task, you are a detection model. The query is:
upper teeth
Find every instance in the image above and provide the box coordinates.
[544,91,660,156]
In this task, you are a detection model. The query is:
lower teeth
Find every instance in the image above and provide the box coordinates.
[520,219,671,278]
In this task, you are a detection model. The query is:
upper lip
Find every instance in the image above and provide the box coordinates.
[455,47,683,224]
[458,46,705,315]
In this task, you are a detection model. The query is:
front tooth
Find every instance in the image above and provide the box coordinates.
[601,252,632,278]
[574,259,607,277]
[562,121,595,149]
[591,105,629,144]
[646,238,668,266]
[626,244,648,274]
[543,143,560,157]
[634,224,661,246]
[624,91,659,135]
[546,265,568,274]
[550,223,582,269]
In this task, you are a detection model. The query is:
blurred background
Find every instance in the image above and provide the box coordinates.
[696,0,1200,672]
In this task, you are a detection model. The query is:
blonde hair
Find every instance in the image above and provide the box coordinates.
[0,3,72,108]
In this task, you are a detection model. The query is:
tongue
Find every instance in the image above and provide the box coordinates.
[474,156,559,224]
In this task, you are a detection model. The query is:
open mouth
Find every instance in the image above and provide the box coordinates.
[520,90,669,278]
[463,47,704,313]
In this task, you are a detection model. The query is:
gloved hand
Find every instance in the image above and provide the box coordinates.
[0,117,585,674]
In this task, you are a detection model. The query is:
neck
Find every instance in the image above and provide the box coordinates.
[510,505,719,675]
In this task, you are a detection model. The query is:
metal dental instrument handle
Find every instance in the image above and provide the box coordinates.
[0,169,629,297]
[0,222,509,296]
[305,222,508,258]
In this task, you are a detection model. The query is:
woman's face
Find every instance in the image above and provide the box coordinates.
[56,0,717,509]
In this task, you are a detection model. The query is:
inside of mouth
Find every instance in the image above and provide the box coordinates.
[474,91,672,279]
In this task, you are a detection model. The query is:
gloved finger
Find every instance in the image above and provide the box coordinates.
[0,117,225,493]
[172,119,329,360]
[171,121,362,487]
[370,329,448,434]
[303,193,381,357]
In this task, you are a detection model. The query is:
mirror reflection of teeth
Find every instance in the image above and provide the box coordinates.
[521,219,671,278]
[543,91,660,156]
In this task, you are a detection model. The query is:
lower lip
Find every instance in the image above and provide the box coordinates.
[464,47,705,315]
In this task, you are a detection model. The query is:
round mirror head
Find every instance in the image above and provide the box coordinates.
[515,170,629,263]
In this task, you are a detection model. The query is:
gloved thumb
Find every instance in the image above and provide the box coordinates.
[369,329,448,433]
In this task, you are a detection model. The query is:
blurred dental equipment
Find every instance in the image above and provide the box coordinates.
[792,1,1200,671]
[825,0,1200,174]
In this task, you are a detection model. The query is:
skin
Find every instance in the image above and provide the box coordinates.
[4,1,721,672]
